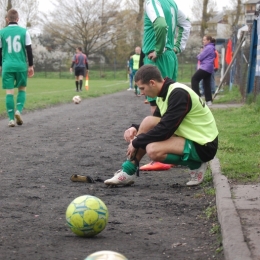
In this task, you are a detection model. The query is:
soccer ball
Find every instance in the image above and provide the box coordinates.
[66,195,109,237]
[85,250,128,260]
[72,95,81,104]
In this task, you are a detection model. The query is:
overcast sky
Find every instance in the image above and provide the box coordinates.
[38,0,233,18]
[175,0,233,18]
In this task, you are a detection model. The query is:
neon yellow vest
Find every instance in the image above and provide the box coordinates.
[156,83,218,145]
[132,54,140,70]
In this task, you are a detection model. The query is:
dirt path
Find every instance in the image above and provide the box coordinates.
[0,90,224,260]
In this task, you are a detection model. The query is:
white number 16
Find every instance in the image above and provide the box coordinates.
[6,35,22,53]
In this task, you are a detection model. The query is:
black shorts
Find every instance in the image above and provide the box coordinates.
[194,136,218,162]
[74,67,85,77]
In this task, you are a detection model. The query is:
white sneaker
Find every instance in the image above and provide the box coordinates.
[186,162,207,186]
[127,88,133,91]
[206,101,212,106]
[104,169,135,186]
[8,120,15,127]
[15,111,23,125]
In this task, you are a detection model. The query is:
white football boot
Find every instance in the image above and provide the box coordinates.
[104,169,135,186]
[15,111,23,125]
[8,120,15,127]
[186,162,207,186]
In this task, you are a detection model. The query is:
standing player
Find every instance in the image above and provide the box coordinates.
[140,0,191,171]
[0,9,34,127]
[70,47,88,92]
[129,46,141,96]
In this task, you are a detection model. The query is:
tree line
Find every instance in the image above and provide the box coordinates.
[0,0,244,68]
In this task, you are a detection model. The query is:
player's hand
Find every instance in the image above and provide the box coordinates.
[28,66,34,77]
[148,51,157,61]
[124,127,137,142]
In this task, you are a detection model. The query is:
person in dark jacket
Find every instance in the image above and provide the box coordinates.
[104,65,218,187]
[191,35,215,106]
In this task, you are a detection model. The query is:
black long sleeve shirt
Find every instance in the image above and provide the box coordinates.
[132,78,218,162]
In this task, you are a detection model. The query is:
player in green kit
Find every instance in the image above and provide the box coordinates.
[140,0,191,171]
[130,46,141,96]
[142,0,191,112]
[0,9,34,127]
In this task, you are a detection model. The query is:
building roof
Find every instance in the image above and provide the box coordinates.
[244,0,260,4]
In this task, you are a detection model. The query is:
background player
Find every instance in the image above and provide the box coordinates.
[0,9,34,127]
[70,47,88,92]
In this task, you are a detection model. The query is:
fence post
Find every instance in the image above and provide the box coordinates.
[247,19,257,94]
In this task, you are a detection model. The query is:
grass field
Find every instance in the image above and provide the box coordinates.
[0,78,129,118]
[211,86,260,183]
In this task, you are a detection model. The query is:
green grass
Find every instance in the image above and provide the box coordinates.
[34,69,129,81]
[213,85,243,104]
[0,78,128,118]
[212,86,260,183]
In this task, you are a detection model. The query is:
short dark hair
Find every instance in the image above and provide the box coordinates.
[77,47,82,51]
[135,65,163,84]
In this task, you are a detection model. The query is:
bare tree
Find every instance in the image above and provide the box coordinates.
[40,0,140,64]
[192,0,217,38]
[137,0,144,24]
[230,0,245,28]
[0,0,39,29]
[20,0,39,28]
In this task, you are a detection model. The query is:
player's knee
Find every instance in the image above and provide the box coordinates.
[146,143,160,160]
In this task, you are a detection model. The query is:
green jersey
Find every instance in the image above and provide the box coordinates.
[0,24,31,72]
[142,0,191,55]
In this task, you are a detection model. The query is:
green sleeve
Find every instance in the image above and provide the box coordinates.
[153,17,167,56]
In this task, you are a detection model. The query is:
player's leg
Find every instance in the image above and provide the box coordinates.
[132,70,139,96]
[15,72,27,125]
[128,72,134,90]
[74,68,79,91]
[2,72,15,126]
[78,68,84,91]
[147,137,208,186]
[104,116,160,186]
[156,50,178,81]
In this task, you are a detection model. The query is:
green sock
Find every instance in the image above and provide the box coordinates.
[122,160,137,176]
[163,154,201,170]
[16,90,26,112]
[6,94,15,120]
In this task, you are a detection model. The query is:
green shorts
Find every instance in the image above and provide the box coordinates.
[2,71,27,89]
[182,139,202,163]
[144,49,178,102]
